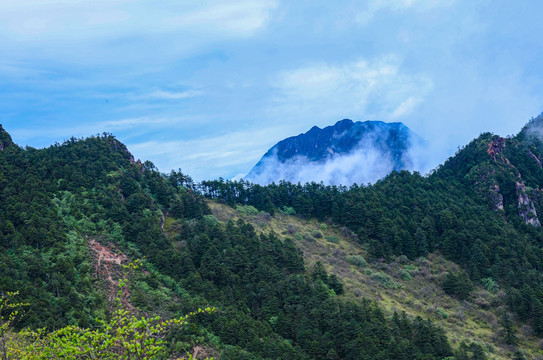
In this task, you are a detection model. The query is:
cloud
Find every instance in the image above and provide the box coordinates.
[167,1,278,34]
[245,124,424,186]
[9,116,196,142]
[245,130,423,186]
[390,97,421,119]
[143,90,203,100]
[0,0,279,64]
[246,147,395,186]
[126,125,287,180]
[355,0,456,25]
[270,56,432,123]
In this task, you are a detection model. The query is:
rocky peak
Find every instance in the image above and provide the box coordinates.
[486,136,506,163]
[245,119,420,185]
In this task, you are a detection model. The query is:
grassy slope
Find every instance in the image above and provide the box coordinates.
[192,200,543,360]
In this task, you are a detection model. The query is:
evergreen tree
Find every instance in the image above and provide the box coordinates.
[500,312,518,346]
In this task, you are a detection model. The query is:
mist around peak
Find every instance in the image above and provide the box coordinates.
[245,119,425,186]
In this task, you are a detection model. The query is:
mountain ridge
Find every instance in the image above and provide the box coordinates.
[4,115,543,358]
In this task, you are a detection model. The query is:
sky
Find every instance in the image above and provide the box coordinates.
[1,0,543,181]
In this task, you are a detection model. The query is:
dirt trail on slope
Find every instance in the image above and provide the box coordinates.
[88,238,135,313]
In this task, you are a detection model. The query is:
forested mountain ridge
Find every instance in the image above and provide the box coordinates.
[245,119,421,185]
[0,126,460,359]
[201,114,543,359]
[2,116,543,359]
[435,115,543,228]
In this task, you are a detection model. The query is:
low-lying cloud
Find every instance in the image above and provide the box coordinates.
[245,126,424,186]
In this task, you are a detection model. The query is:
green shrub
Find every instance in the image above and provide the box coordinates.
[236,205,259,216]
[320,223,327,231]
[326,236,339,244]
[278,206,296,215]
[403,264,419,272]
[303,234,315,242]
[481,277,499,293]
[312,230,323,239]
[436,307,449,319]
[400,269,413,281]
[203,215,219,226]
[371,272,403,289]
[346,255,367,268]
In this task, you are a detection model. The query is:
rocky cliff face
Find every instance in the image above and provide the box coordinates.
[245,119,422,185]
[516,177,541,226]
[482,136,541,226]
[442,119,543,227]
[473,132,543,226]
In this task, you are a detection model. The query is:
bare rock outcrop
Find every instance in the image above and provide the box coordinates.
[516,177,541,227]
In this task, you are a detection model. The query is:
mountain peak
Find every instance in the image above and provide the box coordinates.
[334,118,354,128]
[0,124,14,151]
[245,119,420,185]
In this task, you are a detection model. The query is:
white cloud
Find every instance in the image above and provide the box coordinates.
[127,125,287,179]
[390,97,421,119]
[355,0,456,25]
[246,144,397,186]
[0,0,278,64]
[167,2,277,34]
[146,90,202,100]
[270,56,432,123]
[10,116,196,142]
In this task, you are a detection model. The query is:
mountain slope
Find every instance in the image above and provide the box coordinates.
[208,200,543,360]
[245,119,422,185]
[201,113,543,359]
[434,113,543,227]
[0,126,460,359]
[4,114,543,359]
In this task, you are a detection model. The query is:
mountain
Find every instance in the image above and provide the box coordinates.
[4,115,543,359]
[245,119,422,185]
[200,113,543,359]
[435,113,543,227]
[0,126,454,359]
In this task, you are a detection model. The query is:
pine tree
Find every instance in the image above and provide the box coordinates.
[500,312,517,346]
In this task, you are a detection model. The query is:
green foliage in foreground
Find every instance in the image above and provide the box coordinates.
[1,278,214,360]
[6,307,213,360]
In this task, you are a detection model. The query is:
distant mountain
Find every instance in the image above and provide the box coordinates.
[245,119,422,185]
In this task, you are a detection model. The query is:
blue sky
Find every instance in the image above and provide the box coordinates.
[1,0,543,180]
